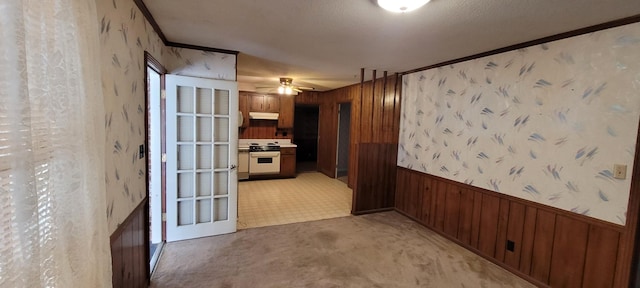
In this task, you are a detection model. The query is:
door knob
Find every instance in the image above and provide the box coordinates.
[230,164,237,170]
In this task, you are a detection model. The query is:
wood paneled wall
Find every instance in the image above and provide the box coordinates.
[395,167,627,287]
[295,91,334,177]
[239,119,292,139]
[297,72,401,198]
[357,74,400,144]
[354,143,397,212]
[111,199,148,288]
[298,72,401,214]
[352,73,400,214]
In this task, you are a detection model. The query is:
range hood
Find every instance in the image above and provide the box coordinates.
[249,112,279,120]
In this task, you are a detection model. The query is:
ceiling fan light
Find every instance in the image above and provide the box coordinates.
[377,0,430,13]
[278,86,285,94]
[285,87,293,95]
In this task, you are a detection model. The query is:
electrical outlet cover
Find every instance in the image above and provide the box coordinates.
[613,164,626,180]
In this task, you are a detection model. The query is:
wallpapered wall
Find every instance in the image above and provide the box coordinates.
[398,22,640,225]
[165,47,236,80]
[97,0,236,234]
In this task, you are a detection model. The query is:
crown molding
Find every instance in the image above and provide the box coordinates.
[403,14,640,75]
[132,0,239,55]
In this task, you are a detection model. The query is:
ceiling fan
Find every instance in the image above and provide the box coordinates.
[256,78,315,95]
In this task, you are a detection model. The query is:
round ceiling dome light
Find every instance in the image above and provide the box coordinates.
[377,0,430,13]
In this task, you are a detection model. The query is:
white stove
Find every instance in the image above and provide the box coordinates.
[238,139,296,178]
[247,142,280,175]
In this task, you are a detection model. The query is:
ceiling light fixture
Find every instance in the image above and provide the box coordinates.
[278,77,295,95]
[377,0,430,13]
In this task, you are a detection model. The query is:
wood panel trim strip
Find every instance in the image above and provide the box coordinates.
[402,15,640,75]
[370,70,376,142]
[110,196,148,244]
[165,41,240,55]
[359,68,364,143]
[381,71,387,135]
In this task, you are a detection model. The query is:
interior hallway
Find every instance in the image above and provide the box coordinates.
[151,211,534,288]
[237,172,352,229]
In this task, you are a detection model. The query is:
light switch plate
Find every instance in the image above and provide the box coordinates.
[614,164,627,180]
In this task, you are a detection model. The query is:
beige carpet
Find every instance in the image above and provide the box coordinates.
[151,212,534,288]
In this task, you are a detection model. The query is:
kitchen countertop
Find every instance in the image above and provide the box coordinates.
[239,139,297,149]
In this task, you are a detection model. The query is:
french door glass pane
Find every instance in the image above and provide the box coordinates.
[177,172,194,198]
[214,198,228,221]
[177,86,194,113]
[214,117,229,142]
[196,88,213,114]
[196,172,212,197]
[196,117,212,142]
[177,116,194,142]
[214,90,229,115]
[213,171,228,196]
[214,144,229,169]
[178,200,193,226]
[196,144,212,169]
[177,144,194,170]
[197,199,212,224]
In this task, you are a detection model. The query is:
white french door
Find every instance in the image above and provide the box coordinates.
[166,75,238,242]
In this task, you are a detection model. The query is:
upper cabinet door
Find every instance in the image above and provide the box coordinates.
[278,94,294,128]
[264,95,280,112]
[248,93,280,113]
[249,94,265,111]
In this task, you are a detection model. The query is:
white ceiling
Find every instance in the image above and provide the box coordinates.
[143,0,640,92]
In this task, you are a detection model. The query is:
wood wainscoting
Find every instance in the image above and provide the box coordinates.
[111,198,149,288]
[395,167,625,288]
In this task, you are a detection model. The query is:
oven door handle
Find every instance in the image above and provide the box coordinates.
[250,152,280,158]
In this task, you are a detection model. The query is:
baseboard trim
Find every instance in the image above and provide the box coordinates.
[352,207,394,216]
[394,208,550,288]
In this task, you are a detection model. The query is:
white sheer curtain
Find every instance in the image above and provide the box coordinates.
[0,0,112,287]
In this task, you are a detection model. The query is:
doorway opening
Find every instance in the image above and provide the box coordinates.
[146,60,164,274]
[293,105,319,173]
[336,103,351,184]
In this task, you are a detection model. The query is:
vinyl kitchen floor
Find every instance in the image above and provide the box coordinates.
[237,172,353,229]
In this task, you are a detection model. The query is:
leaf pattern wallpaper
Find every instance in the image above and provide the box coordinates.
[165,47,236,80]
[97,0,236,233]
[398,22,640,225]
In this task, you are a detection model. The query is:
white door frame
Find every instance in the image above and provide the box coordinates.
[148,67,162,245]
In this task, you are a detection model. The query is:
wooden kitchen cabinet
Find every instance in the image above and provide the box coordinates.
[278,94,294,128]
[250,94,279,112]
[239,92,250,128]
[280,147,296,177]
